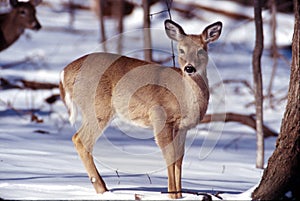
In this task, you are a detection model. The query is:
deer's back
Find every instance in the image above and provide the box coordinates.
[62,52,207,129]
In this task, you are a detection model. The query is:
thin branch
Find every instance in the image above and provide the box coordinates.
[211,79,254,94]
[146,173,152,184]
[253,0,265,169]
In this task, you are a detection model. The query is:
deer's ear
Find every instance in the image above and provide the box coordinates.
[165,19,186,41]
[10,0,19,7]
[202,21,222,43]
[30,0,42,6]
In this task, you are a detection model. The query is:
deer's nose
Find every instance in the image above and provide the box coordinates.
[184,64,196,74]
[32,21,42,30]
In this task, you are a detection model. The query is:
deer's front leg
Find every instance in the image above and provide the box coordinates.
[153,124,179,199]
[167,163,177,199]
[72,132,108,194]
[174,129,187,198]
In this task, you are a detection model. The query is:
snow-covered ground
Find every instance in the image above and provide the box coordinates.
[0,0,293,200]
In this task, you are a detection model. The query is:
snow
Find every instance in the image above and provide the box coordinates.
[0,0,293,200]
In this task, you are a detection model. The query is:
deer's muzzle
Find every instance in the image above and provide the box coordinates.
[31,21,41,30]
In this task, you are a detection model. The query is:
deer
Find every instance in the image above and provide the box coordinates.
[59,19,222,199]
[0,0,42,51]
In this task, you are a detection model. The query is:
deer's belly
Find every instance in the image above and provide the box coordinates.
[112,84,198,129]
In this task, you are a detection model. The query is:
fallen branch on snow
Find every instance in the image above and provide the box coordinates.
[0,77,58,90]
[20,80,58,90]
[173,1,253,21]
[201,113,278,138]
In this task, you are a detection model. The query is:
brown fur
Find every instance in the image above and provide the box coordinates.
[60,20,222,199]
[0,0,41,51]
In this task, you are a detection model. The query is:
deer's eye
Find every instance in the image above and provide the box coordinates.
[179,49,185,54]
[19,9,27,16]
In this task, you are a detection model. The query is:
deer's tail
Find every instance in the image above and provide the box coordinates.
[59,70,77,126]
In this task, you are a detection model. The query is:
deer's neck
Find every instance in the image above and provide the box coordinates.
[199,69,208,88]
[177,72,209,129]
[191,72,209,98]
[0,12,25,49]
[189,72,209,119]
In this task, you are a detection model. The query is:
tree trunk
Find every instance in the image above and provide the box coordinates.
[267,0,279,108]
[252,0,300,199]
[112,0,124,54]
[143,0,152,61]
[252,0,265,169]
[97,0,106,43]
[68,0,75,29]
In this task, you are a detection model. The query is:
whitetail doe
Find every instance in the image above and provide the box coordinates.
[0,0,41,51]
[60,19,222,199]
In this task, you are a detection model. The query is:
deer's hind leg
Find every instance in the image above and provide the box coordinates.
[72,129,108,193]
[72,94,113,194]
[174,128,187,199]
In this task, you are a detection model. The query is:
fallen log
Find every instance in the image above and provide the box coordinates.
[173,2,253,21]
[201,112,278,138]
[20,80,58,90]
[0,77,58,90]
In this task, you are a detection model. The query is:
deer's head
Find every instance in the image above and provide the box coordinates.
[165,20,222,77]
[9,0,42,31]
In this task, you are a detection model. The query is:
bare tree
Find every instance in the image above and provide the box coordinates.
[252,0,265,169]
[92,0,134,52]
[68,0,75,29]
[92,0,106,43]
[252,0,300,199]
[112,0,124,53]
[112,0,124,34]
[267,0,279,108]
[143,0,152,61]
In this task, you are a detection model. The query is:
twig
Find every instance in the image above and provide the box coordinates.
[0,99,27,120]
[165,0,176,68]
[211,79,254,94]
[34,130,50,134]
[146,173,152,184]
[275,94,288,104]
[115,170,121,185]
[139,0,176,66]
[224,135,243,150]
[148,10,169,18]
